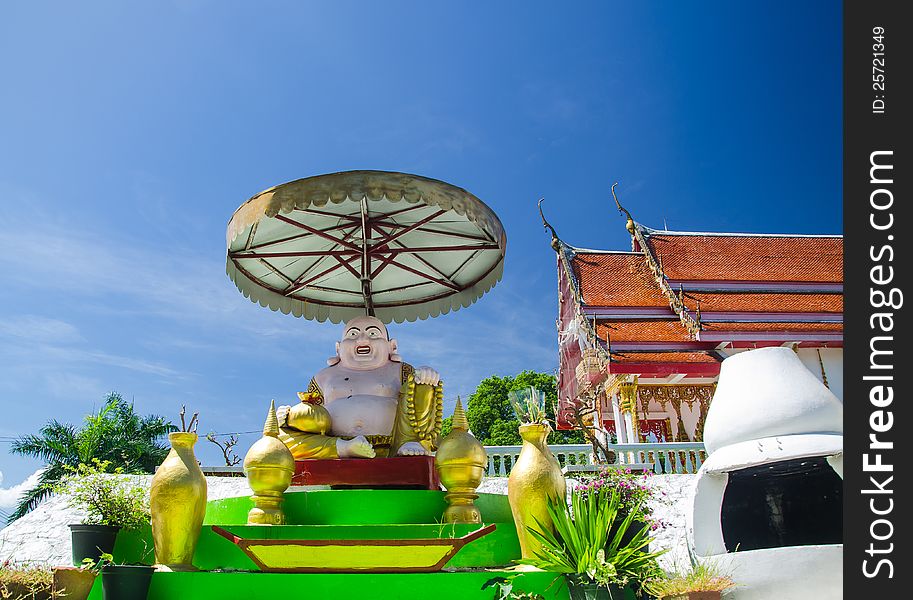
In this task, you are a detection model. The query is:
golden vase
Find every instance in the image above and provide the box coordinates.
[150,432,207,571]
[507,423,566,560]
[244,400,295,525]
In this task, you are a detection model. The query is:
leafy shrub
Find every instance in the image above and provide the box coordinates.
[576,468,666,529]
[54,459,149,530]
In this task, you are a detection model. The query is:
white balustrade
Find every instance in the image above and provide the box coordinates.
[482,442,707,476]
[200,442,707,479]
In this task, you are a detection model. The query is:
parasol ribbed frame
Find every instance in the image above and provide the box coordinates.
[225,170,507,324]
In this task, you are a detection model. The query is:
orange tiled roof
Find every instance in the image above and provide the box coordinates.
[596,320,692,343]
[610,351,720,364]
[644,233,843,283]
[595,318,842,345]
[687,292,843,313]
[572,253,668,307]
[700,321,843,333]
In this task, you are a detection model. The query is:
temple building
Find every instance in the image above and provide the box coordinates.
[544,196,843,447]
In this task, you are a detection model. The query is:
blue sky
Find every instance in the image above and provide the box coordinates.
[0,1,841,503]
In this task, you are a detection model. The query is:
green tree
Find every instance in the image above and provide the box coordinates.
[439,415,453,439]
[465,371,586,446]
[8,391,176,522]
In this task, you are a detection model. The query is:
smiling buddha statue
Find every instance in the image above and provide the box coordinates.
[276,316,443,459]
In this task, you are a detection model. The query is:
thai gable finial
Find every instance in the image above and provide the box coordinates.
[537,199,562,252]
[611,182,636,235]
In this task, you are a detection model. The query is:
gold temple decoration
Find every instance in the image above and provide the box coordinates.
[150,431,207,571]
[434,398,486,523]
[618,378,640,439]
[637,384,715,441]
[403,373,444,444]
[507,422,566,560]
[637,384,715,410]
[244,400,295,525]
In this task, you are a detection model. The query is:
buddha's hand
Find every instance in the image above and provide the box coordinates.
[276,405,291,427]
[337,436,376,459]
[413,366,441,386]
[397,441,432,456]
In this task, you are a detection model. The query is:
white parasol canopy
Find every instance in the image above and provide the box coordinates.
[226,170,507,324]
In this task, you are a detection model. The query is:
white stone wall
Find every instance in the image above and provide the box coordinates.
[0,474,695,570]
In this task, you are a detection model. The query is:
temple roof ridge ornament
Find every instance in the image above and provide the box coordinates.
[539,197,611,374]
[610,182,637,237]
[610,183,702,338]
[538,198,584,301]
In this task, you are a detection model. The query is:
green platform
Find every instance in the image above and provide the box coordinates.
[87,489,573,599]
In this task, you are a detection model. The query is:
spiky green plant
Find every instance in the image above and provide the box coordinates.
[508,386,548,425]
[520,487,665,591]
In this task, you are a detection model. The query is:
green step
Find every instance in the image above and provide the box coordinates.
[86,570,571,600]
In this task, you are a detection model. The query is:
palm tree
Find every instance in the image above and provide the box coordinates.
[7,391,177,522]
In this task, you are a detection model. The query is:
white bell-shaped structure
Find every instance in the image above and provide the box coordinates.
[688,347,843,600]
[703,346,842,455]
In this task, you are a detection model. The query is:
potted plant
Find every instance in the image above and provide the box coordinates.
[56,459,151,566]
[83,551,155,600]
[520,484,665,599]
[576,468,664,551]
[644,561,736,600]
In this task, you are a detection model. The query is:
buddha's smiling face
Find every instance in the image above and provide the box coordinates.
[336,316,396,371]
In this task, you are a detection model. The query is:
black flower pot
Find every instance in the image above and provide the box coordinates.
[101,565,155,600]
[609,518,649,552]
[69,524,120,566]
[567,580,630,600]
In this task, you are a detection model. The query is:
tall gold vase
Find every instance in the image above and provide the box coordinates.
[150,432,207,571]
[507,424,566,560]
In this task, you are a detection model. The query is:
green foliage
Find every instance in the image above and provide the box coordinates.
[487,419,522,446]
[465,371,585,445]
[440,416,453,439]
[8,391,176,523]
[53,460,150,530]
[80,553,115,574]
[576,468,659,524]
[481,575,545,600]
[520,486,665,592]
[644,560,736,597]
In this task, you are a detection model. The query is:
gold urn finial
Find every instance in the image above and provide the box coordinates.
[434,397,487,524]
[244,400,295,525]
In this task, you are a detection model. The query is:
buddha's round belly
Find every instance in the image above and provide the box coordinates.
[326,395,398,437]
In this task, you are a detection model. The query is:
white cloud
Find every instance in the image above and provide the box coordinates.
[0,470,43,513]
[0,316,83,345]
